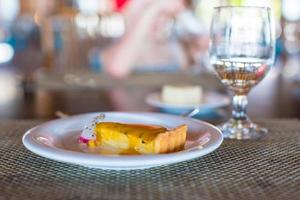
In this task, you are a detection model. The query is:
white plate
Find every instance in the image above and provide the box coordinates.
[145,91,230,110]
[22,112,223,170]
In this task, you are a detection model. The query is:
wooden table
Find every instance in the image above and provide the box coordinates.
[0,69,299,122]
[1,68,299,200]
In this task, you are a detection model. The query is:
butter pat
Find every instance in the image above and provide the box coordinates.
[162,85,203,105]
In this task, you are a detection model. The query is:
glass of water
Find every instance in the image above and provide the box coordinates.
[209,6,275,139]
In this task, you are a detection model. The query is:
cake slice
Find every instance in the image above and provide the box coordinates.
[82,122,187,154]
[162,85,203,106]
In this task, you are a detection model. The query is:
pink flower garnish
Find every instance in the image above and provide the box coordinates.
[79,137,90,144]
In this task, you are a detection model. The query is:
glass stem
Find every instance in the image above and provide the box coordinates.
[232,95,248,121]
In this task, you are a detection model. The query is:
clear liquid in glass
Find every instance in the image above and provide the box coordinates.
[211,57,271,94]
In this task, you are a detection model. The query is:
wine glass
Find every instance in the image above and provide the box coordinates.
[209,6,275,139]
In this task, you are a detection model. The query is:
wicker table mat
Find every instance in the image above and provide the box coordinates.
[0,119,299,200]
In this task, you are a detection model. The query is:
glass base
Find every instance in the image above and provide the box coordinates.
[219,118,267,140]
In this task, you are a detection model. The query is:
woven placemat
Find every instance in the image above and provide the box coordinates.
[0,119,299,200]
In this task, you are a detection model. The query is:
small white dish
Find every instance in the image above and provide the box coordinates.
[22,112,223,170]
[145,91,230,112]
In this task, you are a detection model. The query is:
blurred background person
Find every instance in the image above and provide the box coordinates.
[101,0,209,78]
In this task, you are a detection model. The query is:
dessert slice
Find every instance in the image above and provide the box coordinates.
[81,122,187,154]
[162,85,203,105]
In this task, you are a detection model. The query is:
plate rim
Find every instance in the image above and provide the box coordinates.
[22,112,223,169]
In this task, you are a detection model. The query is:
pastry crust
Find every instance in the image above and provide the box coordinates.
[154,125,187,153]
